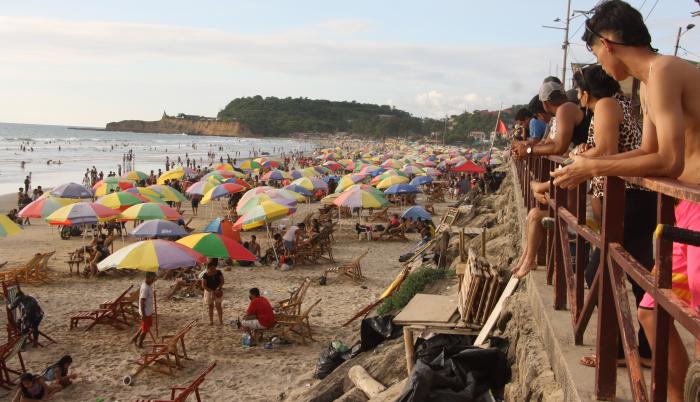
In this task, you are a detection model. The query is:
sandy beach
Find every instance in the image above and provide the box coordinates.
[0,189,448,401]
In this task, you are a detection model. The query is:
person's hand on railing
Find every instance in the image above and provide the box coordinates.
[569,143,590,158]
[533,190,549,205]
[550,155,593,189]
[511,141,528,160]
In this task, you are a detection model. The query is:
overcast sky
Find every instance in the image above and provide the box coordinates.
[1,0,697,126]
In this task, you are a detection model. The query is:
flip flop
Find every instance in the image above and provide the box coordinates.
[579,355,650,368]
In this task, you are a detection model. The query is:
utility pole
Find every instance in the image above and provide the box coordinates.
[442,114,447,146]
[561,0,572,85]
[674,24,696,56]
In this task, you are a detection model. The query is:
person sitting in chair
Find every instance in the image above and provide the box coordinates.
[86,236,110,277]
[237,288,276,345]
[9,291,44,348]
[380,214,400,237]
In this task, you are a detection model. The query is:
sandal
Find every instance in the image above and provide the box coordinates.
[579,355,650,368]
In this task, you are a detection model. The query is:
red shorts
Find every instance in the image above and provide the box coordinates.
[141,315,153,333]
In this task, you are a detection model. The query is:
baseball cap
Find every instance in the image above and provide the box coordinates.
[539,81,565,102]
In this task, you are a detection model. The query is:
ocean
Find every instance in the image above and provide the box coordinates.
[0,122,317,196]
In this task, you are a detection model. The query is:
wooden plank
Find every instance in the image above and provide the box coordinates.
[475,277,519,346]
[623,176,700,203]
[393,294,458,324]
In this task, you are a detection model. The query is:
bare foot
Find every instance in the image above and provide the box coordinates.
[511,254,526,274]
[513,261,536,279]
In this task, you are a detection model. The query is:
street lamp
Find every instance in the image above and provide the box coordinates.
[674,24,695,56]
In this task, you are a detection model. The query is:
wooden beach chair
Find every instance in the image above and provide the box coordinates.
[134,362,217,402]
[0,254,43,284]
[128,320,197,382]
[275,277,311,316]
[324,250,368,284]
[275,299,321,345]
[66,250,86,276]
[2,279,57,347]
[379,225,408,242]
[69,285,135,331]
[368,207,390,222]
[424,203,436,215]
[0,336,26,390]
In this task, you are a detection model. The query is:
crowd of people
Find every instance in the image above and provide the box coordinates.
[511,2,699,400]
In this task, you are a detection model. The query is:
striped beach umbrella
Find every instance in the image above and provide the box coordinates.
[157,167,196,185]
[119,203,182,222]
[376,175,410,190]
[203,217,225,234]
[148,185,188,203]
[283,184,313,197]
[50,183,93,199]
[130,219,188,239]
[291,177,328,191]
[384,184,420,195]
[93,178,135,196]
[333,187,388,209]
[301,167,321,177]
[237,186,275,209]
[185,180,216,196]
[214,163,235,172]
[121,171,149,181]
[233,199,296,230]
[0,215,22,238]
[19,195,77,219]
[46,202,120,226]
[335,174,367,193]
[261,169,290,181]
[201,183,247,205]
[237,193,296,215]
[177,233,256,261]
[97,191,163,211]
[238,160,261,171]
[97,239,206,272]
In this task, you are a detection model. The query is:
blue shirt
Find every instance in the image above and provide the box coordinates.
[529,118,547,140]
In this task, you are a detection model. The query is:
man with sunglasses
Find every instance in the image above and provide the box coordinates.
[550,2,700,401]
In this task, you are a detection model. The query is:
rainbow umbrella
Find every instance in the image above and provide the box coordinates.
[401,165,426,176]
[148,185,188,203]
[97,191,161,211]
[19,195,77,219]
[0,215,22,238]
[320,193,341,205]
[201,183,246,205]
[177,233,256,261]
[214,163,235,171]
[185,180,216,196]
[376,175,410,190]
[130,219,188,239]
[283,184,313,197]
[93,178,135,196]
[288,169,303,180]
[233,199,296,230]
[237,186,275,209]
[120,203,182,221]
[203,217,224,234]
[50,183,93,199]
[333,187,388,209]
[301,167,321,177]
[97,239,206,272]
[220,178,251,189]
[425,167,442,177]
[125,187,163,200]
[370,170,404,185]
[261,160,280,169]
[261,169,290,181]
[267,189,305,203]
[343,184,385,197]
[237,193,296,215]
[157,167,193,185]
[335,174,367,193]
[46,202,120,226]
[122,171,149,181]
[291,177,328,191]
[238,160,261,171]
[322,161,343,171]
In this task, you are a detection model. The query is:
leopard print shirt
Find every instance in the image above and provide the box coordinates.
[587,93,643,198]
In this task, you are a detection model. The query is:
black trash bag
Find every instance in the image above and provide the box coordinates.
[313,345,346,379]
[398,335,509,402]
[359,314,403,352]
[399,252,415,262]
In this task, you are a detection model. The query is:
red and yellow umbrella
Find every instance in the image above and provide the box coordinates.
[177,233,256,261]
[119,203,182,222]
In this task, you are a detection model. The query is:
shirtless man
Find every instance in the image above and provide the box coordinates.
[550,2,700,401]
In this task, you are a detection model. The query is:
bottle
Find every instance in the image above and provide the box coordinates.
[242,334,251,347]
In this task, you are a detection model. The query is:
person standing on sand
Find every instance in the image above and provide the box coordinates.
[201,260,224,325]
[131,273,156,348]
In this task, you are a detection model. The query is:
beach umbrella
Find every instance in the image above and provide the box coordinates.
[185,180,216,196]
[93,178,135,196]
[200,183,247,205]
[237,193,296,215]
[288,169,303,180]
[237,186,275,209]
[97,239,206,272]
[451,160,486,174]
[97,191,158,211]
[291,177,328,191]
[46,202,120,226]
[376,175,409,190]
[177,233,256,261]
[50,183,93,199]
[120,203,182,222]
[238,160,261,171]
[320,193,341,205]
[401,165,426,176]
[384,184,420,195]
[425,167,443,177]
[261,169,290,181]
[338,159,355,171]
[283,184,313,197]
[335,174,367,193]
[313,165,331,175]
[214,163,235,171]
[370,170,405,185]
[18,195,77,219]
[0,215,22,238]
[402,206,432,221]
[380,159,404,169]
[322,161,343,171]
[300,167,321,177]
[156,167,196,185]
[130,219,188,239]
[233,199,296,230]
[148,185,188,203]
[261,160,280,169]
[267,189,306,203]
[121,171,149,181]
[358,165,383,176]
[125,186,163,200]
[410,175,433,186]
[220,178,251,189]
[203,217,224,234]
[333,187,388,209]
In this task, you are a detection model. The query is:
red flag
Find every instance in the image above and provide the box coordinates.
[496,119,508,135]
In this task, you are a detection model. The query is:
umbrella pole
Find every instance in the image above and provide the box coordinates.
[267,221,279,264]
[154,285,159,338]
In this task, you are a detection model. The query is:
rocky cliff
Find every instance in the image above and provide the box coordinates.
[105,116,252,137]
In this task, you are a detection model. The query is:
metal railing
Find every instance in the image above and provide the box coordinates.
[514,156,700,401]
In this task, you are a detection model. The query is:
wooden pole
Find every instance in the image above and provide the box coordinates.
[403,327,415,375]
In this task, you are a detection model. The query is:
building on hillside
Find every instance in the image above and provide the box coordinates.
[469,131,486,142]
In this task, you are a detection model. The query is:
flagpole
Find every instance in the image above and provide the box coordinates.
[487,102,503,165]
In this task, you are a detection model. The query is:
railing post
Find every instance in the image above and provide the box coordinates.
[574,181,586,321]
[553,169,568,310]
[596,176,626,400]
[537,158,551,267]
[651,193,674,401]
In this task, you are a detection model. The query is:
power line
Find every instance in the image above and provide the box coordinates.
[639,0,648,12]
[644,0,660,21]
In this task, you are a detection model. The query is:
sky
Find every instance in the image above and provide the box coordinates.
[0,0,698,126]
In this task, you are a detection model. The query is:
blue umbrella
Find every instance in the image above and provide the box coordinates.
[410,176,433,186]
[130,219,188,238]
[384,184,420,195]
[402,206,432,221]
[50,182,94,199]
[283,184,313,197]
[203,217,224,234]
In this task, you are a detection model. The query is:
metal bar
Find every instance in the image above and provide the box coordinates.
[575,267,599,345]
[553,179,568,310]
[575,183,587,320]
[557,207,602,248]
[623,176,700,203]
[596,176,626,400]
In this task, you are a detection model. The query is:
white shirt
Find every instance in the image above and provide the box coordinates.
[283,226,299,242]
[139,282,154,317]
